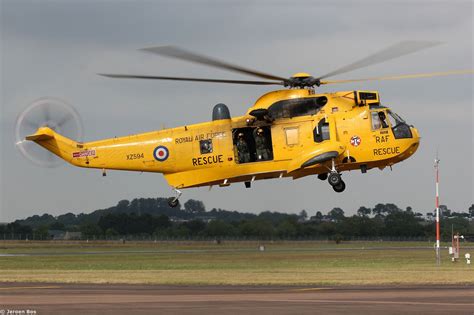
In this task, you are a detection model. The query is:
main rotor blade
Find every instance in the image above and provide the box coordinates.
[320,69,474,85]
[98,73,283,85]
[140,46,287,81]
[318,41,442,80]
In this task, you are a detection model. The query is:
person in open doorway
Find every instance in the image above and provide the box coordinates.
[236,132,251,163]
[254,128,271,161]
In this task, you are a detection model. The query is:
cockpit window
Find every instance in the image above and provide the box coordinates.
[268,97,327,119]
[371,111,389,130]
[371,112,382,130]
[387,110,412,139]
[387,110,405,127]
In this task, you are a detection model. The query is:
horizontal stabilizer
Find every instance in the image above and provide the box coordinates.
[25,127,55,141]
[25,133,54,141]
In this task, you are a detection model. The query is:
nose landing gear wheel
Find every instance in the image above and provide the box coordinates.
[328,172,342,186]
[333,181,346,193]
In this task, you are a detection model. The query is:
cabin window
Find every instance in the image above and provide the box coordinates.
[313,118,330,143]
[285,127,299,146]
[268,97,327,119]
[200,139,213,154]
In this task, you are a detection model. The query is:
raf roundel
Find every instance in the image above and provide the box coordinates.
[350,135,361,147]
[153,146,169,162]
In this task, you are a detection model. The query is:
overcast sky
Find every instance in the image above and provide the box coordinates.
[1,0,472,222]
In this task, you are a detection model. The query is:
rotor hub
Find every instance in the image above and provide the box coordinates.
[291,72,312,78]
[285,73,321,88]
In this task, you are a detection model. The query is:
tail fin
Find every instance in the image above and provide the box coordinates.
[25,127,80,163]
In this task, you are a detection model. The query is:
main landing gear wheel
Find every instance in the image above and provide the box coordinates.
[168,188,182,208]
[327,172,342,187]
[317,173,328,181]
[332,181,346,193]
[167,197,180,208]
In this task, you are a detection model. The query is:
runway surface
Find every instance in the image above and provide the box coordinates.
[4,245,474,257]
[1,283,473,314]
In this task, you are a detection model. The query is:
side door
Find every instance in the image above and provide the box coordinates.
[272,120,313,161]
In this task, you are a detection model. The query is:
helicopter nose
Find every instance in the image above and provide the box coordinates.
[406,126,421,156]
[411,126,420,140]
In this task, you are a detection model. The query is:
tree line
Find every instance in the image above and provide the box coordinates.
[1,198,473,240]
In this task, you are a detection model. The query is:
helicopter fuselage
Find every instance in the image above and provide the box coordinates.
[28,89,420,191]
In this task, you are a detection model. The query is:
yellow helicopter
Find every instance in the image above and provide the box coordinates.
[17,41,472,207]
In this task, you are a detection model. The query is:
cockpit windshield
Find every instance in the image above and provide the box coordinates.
[387,110,412,139]
[387,110,406,126]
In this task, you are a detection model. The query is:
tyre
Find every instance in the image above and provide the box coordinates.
[328,172,341,186]
[317,173,328,181]
[168,197,180,208]
[333,181,346,193]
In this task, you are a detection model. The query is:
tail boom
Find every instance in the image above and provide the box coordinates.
[26,127,174,174]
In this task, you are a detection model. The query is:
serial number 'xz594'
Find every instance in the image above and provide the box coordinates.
[126,153,144,160]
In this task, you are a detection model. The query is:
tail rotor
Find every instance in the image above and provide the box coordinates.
[15,97,83,167]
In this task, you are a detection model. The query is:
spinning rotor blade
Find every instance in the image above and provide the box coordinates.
[318,41,442,80]
[43,104,51,122]
[98,73,283,85]
[140,46,287,81]
[56,113,74,128]
[15,97,83,168]
[320,69,474,85]
[23,118,39,129]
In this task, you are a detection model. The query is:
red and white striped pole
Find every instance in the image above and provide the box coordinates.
[434,157,441,265]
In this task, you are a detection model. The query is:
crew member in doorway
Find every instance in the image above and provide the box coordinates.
[236,133,251,163]
[254,128,271,161]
